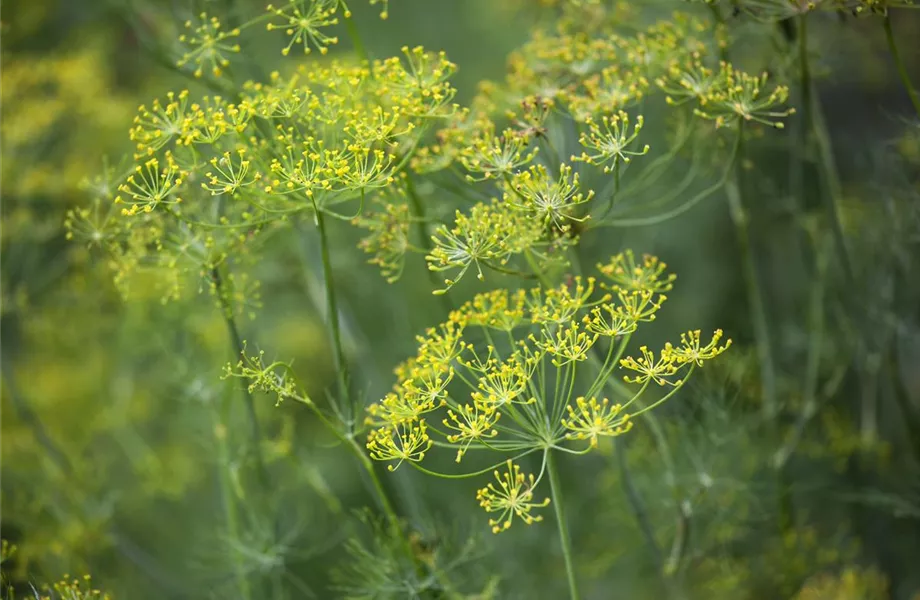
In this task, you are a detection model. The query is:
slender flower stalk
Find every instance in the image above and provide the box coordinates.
[614,436,663,565]
[405,172,454,312]
[883,13,920,118]
[724,128,777,418]
[313,209,354,428]
[344,8,369,63]
[547,450,580,600]
[213,409,253,600]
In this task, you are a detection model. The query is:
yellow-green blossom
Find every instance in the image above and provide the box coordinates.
[562,396,633,447]
[476,461,550,533]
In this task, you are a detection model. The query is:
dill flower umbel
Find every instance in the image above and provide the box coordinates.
[115,152,185,216]
[266,0,340,56]
[176,13,241,78]
[476,461,551,533]
[367,251,731,533]
[505,163,594,228]
[561,396,633,448]
[366,421,433,471]
[597,249,676,293]
[665,329,732,366]
[694,62,795,129]
[572,111,650,173]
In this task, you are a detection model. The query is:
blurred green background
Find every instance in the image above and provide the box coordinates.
[2,0,920,598]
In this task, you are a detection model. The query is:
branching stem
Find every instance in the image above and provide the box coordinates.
[211,266,268,483]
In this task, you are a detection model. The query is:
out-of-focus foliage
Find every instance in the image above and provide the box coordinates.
[2,0,920,598]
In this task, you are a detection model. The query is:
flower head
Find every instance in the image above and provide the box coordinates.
[443,404,500,462]
[664,329,732,366]
[620,345,679,386]
[115,152,184,216]
[695,62,795,129]
[366,422,432,470]
[598,250,676,294]
[266,0,339,56]
[476,461,550,533]
[505,163,594,228]
[460,127,538,182]
[562,396,633,448]
[572,111,649,173]
[176,13,241,78]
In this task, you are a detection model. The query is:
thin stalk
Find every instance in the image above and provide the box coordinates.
[344,11,369,63]
[345,438,405,540]
[773,243,828,470]
[313,210,353,429]
[783,14,818,280]
[724,127,777,418]
[214,412,253,600]
[602,162,622,218]
[788,14,854,286]
[883,13,920,118]
[809,76,855,285]
[547,450,580,600]
[405,173,454,311]
[524,248,554,288]
[615,436,663,566]
[211,266,268,483]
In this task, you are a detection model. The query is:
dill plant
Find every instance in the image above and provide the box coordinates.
[364,253,730,597]
[3,0,918,596]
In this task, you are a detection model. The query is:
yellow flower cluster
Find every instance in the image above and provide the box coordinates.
[692,62,795,129]
[476,461,551,533]
[37,574,111,600]
[407,10,794,292]
[177,13,241,77]
[91,41,458,301]
[367,251,732,533]
[561,397,632,448]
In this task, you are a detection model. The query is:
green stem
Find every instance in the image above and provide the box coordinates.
[614,436,663,566]
[883,13,920,118]
[523,248,554,288]
[214,412,253,600]
[794,15,811,220]
[788,14,817,274]
[405,174,454,311]
[810,77,855,285]
[607,162,622,215]
[724,128,777,418]
[547,450,580,600]
[344,11,369,63]
[346,438,403,535]
[314,210,353,428]
[211,266,268,483]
